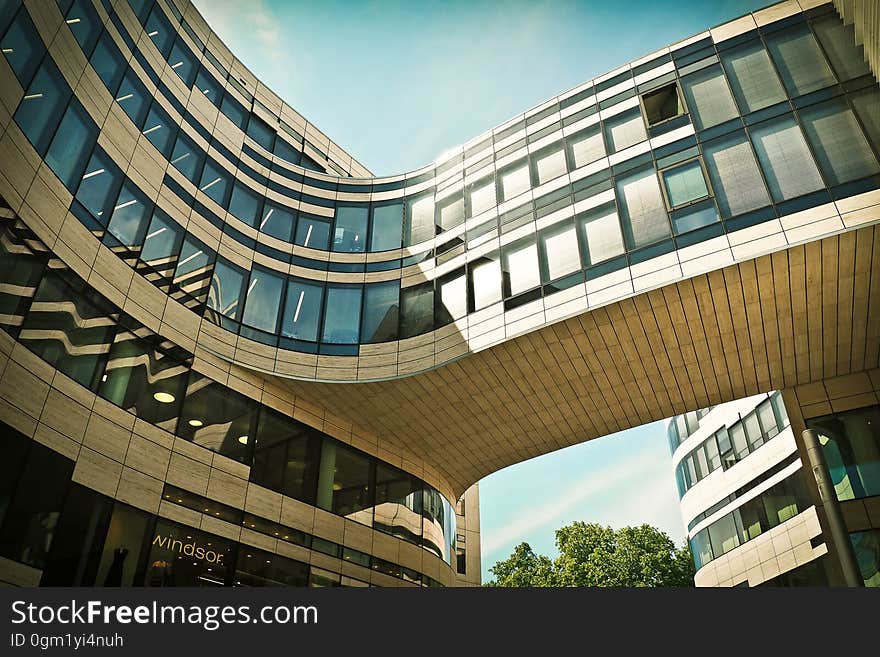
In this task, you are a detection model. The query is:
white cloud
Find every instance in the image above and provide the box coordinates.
[480,455,682,559]
[192,0,284,68]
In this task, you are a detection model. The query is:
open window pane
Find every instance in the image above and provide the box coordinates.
[642,83,684,126]
[281,279,323,342]
[615,167,670,249]
[750,115,824,202]
[681,64,739,130]
[721,41,786,113]
[799,98,880,186]
[702,131,771,217]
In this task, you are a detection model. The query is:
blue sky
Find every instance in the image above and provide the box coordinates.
[193,0,773,581]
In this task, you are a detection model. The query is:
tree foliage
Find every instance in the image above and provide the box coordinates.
[486,522,695,587]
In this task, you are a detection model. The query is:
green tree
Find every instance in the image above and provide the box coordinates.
[487,522,695,587]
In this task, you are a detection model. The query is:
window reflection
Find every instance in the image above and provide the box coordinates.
[316,441,373,523]
[361,281,399,344]
[281,279,323,343]
[399,282,433,339]
[332,206,367,253]
[206,259,246,324]
[567,125,606,168]
[435,270,467,326]
[259,200,295,241]
[372,464,422,543]
[228,182,262,227]
[405,195,434,246]
[177,371,258,463]
[322,285,361,344]
[577,203,625,266]
[295,215,331,250]
[502,238,540,297]
[436,192,465,232]
[106,181,152,247]
[371,203,403,251]
[241,267,284,334]
[539,221,580,282]
[603,108,646,153]
[467,177,496,217]
[470,256,502,310]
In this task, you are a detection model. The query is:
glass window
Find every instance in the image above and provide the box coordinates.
[372,203,403,251]
[708,513,740,557]
[539,221,580,282]
[316,441,373,522]
[502,238,540,297]
[281,279,323,342]
[615,166,670,249]
[169,131,205,183]
[422,489,453,563]
[436,270,467,326]
[253,410,320,503]
[235,548,309,587]
[259,200,295,241]
[765,24,835,97]
[577,204,625,266]
[361,280,399,344]
[690,530,713,570]
[198,160,233,208]
[720,40,786,114]
[294,215,331,250]
[146,519,232,586]
[94,503,151,587]
[809,405,880,501]
[246,114,275,151]
[207,259,246,322]
[771,392,788,429]
[729,423,749,460]
[399,282,433,339]
[90,30,125,92]
[405,195,434,246]
[750,115,824,202]
[702,131,771,217]
[140,208,184,272]
[738,495,767,541]
[1,8,41,87]
[799,98,880,186]
[533,144,567,185]
[98,330,188,429]
[106,181,152,247]
[757,398,778,438]
[116,69,150,127]
[603,108,646,153]
[142,99,177,157]
[220,94,248,130]
[228,182,262,227]
[322,284,361,344]
[705,436,721,472]
[567,125,605,169]
[743,411,763,450]
[850,529,880,587]
[467,177,496,217]
[500,161,531,201]
[436,192,465,231]
[177,371,258,463]
[45,101,97,192]
[168,37,197,87]
[145,3,174,57]
[172,235,214,303]
[641,83,684,126]
[273,137,301,165]
[373,464,422,542]
[332,206,368,253]
[64,0,101,56]
[0,440,74,570]
[241,266,284,333]
[75,148,124,226]
[812,14,871,82]
[14,58,70,155]
[194,66,223,107]
[850,88,880,151]
[680,64,739,130]
[19,271,116,390]
[470,256,502,310]
[661,159,710,209]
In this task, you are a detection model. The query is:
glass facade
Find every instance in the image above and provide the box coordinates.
[808,405,880,501]
[4,1,876,359]
[0,228,458,574]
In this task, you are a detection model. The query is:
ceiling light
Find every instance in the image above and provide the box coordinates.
[188,419,204,427]
[153,392,175,403]
[238,435,249,444]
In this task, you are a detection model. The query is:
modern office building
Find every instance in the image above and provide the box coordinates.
[0,0,878,587]
[668,394,833,586]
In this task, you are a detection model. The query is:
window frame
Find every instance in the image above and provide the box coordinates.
[638,80,688,130]
[657,155,714,212]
